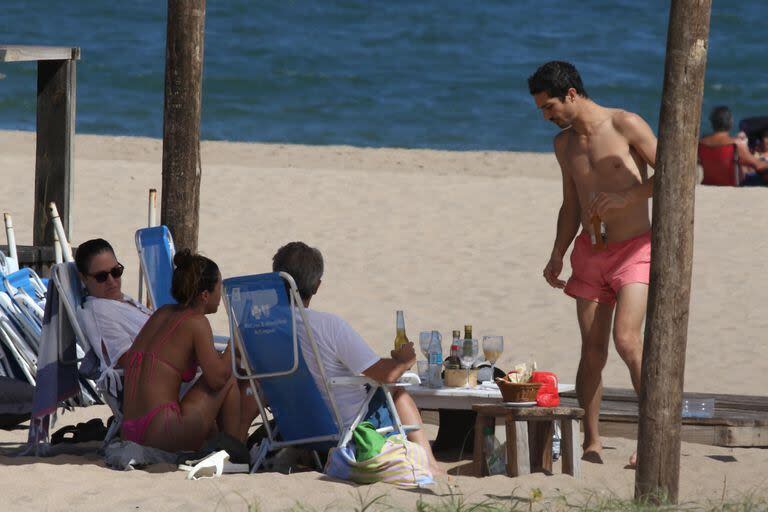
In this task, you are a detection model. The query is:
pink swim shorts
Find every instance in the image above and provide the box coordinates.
[564,230,651,305]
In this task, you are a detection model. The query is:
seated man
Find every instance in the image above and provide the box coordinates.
[271,242,443,476]
[75,238,151,369]
[700,106,768,184]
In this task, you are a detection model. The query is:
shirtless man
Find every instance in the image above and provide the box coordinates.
[528,61,657,465]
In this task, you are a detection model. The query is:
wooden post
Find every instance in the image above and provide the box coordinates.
[161,0,206,252]
[635,0,712,504]
[34,57,77,248]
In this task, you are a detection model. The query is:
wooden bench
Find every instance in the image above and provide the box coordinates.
[472,405,584,478]
[560,388,768,447]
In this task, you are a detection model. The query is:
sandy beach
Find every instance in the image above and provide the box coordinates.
[1,129,766,510]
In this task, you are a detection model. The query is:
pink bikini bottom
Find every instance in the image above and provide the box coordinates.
[122,402,182,445]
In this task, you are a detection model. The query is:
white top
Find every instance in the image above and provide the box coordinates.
[80,294,152,368]
[296,309,380,427]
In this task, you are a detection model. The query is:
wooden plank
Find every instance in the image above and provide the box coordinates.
[473,404,584,419]
[560,419,581,478]
[505,420,530,477]
[560,397,768,427]
[472,413,495,477]
[0,45,80,62]
[561,387,768,412]
[715,426,768,447]
[528,420,553,473]
[33,59,75,247]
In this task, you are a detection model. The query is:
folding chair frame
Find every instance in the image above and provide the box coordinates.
[223,272,418,473]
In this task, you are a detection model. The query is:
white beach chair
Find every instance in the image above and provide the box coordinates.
[50,262,123,446]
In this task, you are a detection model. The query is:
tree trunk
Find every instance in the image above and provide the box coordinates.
[161,0,206,252]
[635,0,712,504]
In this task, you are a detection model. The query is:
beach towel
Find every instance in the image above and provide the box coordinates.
[26,278,90,454]
[324,434,434,487]
[104,439,177,470]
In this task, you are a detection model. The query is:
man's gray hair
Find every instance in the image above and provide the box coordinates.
[272,241,324,301]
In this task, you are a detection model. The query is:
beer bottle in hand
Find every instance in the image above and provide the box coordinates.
[394,310,409,351]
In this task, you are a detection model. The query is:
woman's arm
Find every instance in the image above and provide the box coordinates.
[191,316,232,390]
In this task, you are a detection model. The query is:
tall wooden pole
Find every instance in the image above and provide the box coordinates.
[635,0,711,504]
[161,0,206,252]
[34,55,78,249]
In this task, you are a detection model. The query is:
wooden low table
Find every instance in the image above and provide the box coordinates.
[472,404,584,478]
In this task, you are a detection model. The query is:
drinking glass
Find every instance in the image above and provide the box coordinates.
[482,335,504,378]
[460,338,478,388]
[419,331,432,359]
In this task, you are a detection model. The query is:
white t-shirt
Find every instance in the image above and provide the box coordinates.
[296,309,380,427]
[80,295,152,368]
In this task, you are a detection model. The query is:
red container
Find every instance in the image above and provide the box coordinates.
[531,371,559,407]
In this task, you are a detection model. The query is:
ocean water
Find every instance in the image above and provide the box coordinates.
[0,1,764,152]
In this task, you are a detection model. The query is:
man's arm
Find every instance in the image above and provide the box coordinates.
[362,342,416,384]
[544,133,580,289]
[736,143,768,173]
[591,112,657,216]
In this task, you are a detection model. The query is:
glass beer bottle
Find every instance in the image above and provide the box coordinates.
[394,310,409,351]
[589,191,607,251]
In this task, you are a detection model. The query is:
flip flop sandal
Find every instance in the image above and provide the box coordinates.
[51,425,79,444]
[180,450,249,479]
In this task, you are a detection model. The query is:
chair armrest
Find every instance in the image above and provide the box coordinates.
[329,376,377,387]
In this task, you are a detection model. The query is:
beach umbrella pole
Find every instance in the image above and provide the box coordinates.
[635,0,712,504]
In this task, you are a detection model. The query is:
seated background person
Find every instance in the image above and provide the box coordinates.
[700,106,768,183]
[271,241,443,476]
[76,238,151,369]
[121,250,258,451]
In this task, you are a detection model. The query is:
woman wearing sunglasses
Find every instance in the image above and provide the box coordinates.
[120,250,258,451]
[76,238,152,370]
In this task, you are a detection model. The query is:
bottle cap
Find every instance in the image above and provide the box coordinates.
[483,426,493,435]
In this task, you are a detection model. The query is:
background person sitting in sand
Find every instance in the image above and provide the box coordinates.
[76,238,151,369]
[121,250,258,451]
[271,241,444,476]
[699,106,768,182]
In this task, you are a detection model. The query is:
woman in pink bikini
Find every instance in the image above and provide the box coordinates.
[121,250,257,451]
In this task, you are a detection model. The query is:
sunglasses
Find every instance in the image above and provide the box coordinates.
[88,263,125,283]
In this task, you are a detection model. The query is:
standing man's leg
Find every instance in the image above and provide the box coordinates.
[612,283,647,394]
[576,298,614,461]
[613,283,648,466]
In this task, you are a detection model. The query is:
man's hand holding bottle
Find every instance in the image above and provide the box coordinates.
[391,341,416,369]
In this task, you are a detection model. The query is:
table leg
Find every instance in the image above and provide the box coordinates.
[560,418,582,478]
[505,419,530,477]
[472,413,496,477]
[528,420,553,473]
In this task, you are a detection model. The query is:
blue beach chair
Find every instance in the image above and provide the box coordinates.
[135,225,176,309]
[223,272,418,473]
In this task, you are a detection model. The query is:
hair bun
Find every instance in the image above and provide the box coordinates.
[173,248,194,270]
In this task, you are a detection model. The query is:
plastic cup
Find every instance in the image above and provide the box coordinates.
[682,398,714,418]
[416,360,429,384]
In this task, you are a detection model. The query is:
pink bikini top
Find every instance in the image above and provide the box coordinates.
[125,309,198,399]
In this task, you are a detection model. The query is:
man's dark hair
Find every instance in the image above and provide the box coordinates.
[528,61,589,101]
[75,238,114,275]
[272,242,324,301]
[709,106,733,132]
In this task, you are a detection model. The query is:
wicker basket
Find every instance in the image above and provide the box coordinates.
[495,379,542,402]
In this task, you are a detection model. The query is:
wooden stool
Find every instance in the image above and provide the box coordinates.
[472,404,584,478]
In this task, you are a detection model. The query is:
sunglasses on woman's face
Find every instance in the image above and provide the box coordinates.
[88,263,125,283]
